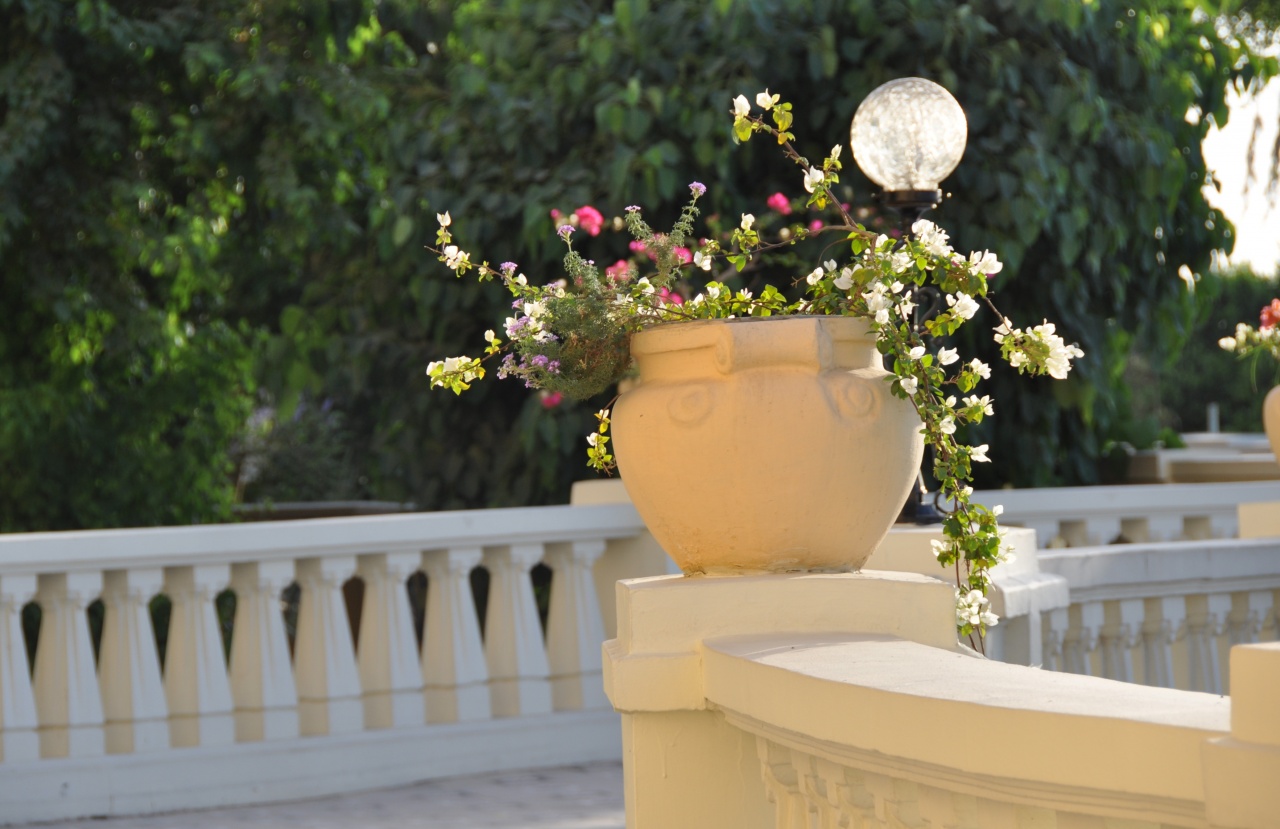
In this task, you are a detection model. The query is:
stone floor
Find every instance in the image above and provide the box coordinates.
[20,762,626,829]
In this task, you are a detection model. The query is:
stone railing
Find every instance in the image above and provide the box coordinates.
[970,480,1280,548]
[0,504,668,825]
[1036,536,1280,693]
[604,571,1280,829]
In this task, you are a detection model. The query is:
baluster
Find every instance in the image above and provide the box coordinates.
[295,556,363,736]
[1041,607,1068,672]
[229,561,298,742]
[1099,598,1144,683]
[1063,602,1103,676]
[863,770,924,828]
[1119,517,1150,543]
[834,768,881,826]
[1142,596,1186,689]
[1228,590,1274,647]
[755,738,810,829]
[422,548,491,724]
[1185,593,1231,694]
[357,551,425,729]
[34,572,105,758]
[545,540,609,711]
[0,574,39,762]
[483,544,553,718]
[163,565,234,747]
[99,569,168,753]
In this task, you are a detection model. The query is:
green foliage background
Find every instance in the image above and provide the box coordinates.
[1,0,1275,530]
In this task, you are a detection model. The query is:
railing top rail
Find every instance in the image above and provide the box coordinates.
[0,502,647,575]
[1038,536,1280,601]
[970,480,1280,517]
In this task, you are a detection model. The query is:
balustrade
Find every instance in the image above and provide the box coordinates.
[1,484,1278,824]
[1036,537,1280,693]
[0,504,649,825]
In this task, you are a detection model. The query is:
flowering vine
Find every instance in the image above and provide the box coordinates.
[425,92,1085,645]
[1219,298,1280,380]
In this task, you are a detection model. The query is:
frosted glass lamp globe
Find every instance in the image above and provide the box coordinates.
[850,78,967,192]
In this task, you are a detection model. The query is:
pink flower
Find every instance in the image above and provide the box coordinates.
[549,208,562,220]
[808,219,823,233]
[540,391,564,409]
[672,246,692,265]
[605,260,631,282]
[1261,298,1280,330]
[658,287,684,306]
[575,205,605,236]
[766,192,792,215]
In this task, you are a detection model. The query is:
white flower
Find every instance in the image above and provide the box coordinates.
[908,346,926,360]
[900,376,918,395]
[969,358,991,379]
[740,213,755,231]
[889,250,913,273]
[874,234,891,250]
[437,211,452,227]
[443,245,470,271]
[963,394,995,416]
[806,267,825,286]
[992,317,1013,343]
[930,538,950,559]
[755,89,779,110]
[875,308,891,324]
[1010,351,1028,368]
[738,289,753,300]
[803,167,824,194]
[939,416,956,435]
[970,444,991,463]
[1219,336,1237,350]
[944,395,956,407]
[946,293,979,321]
[586,433,600,447]
[898,291,916,317]
[993,504,1004,517]
[732,95,751,117]
[706,284,722,299]
[890,281,904,293]
[693,251,713,271]
[833,267,854,291]
[514,273,528,286]
[824,259,837,272]
[484,329,497,343]
[596,408,610,420]
[829,144,842,161]
[635,277,656,295]
[968,249,1002,275]
[911,219,952,257]
[937,347,959,366]
[523,300,548,319]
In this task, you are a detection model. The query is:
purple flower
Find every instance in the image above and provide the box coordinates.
[625,205,641,213]
[557,224,575,239]
[500,261,518,274]
[689,181,706,197]
[531,354,550,368]
[547,360,561,374]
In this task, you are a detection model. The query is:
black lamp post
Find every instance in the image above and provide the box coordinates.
[849,78,968,525]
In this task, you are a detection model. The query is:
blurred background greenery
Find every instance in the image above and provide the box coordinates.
[2,0,1278,531]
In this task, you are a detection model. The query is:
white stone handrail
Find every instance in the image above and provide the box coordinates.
[0,503,663,825]
[971,480,1280,547]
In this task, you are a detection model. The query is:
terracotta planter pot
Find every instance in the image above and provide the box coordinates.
[612,316,922,575]
[1266,384,1280,462]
